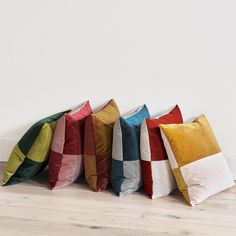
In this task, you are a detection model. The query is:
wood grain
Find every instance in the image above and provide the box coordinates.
[0,163,235,236]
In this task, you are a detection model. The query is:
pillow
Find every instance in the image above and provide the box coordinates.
[160,115,234,206]
[111,105,150,196]
[48,101,92,189]
[2,111,67,185]
[84,99,120,191]
[140,105,183,199]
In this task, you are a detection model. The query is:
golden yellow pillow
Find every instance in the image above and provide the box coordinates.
[160,115,234,206]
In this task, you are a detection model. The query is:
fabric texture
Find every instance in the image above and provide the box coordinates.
[140,105,183,199]
[48,101,92,189]
[3,111,67,185]
[84,99,120,191]
[111,105,150,196]
[160,115,234,206]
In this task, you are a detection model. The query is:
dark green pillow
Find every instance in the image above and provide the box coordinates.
[2,111,68,185]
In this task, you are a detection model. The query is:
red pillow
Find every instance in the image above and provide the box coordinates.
[49,101,92,189]
[140,105,183,198]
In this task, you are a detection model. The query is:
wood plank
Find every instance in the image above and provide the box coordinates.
[0,163,236,236]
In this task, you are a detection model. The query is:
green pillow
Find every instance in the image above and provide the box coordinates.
[2,111,68,185]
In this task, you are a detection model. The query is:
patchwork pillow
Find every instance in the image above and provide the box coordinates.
[111,105,150,196]
[48,101,92,189]
[2,111,67,185]
[140,105,183,199]
[160,115,234,206]
[84,99,120,191]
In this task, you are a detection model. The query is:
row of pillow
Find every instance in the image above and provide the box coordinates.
[3,99,234,206]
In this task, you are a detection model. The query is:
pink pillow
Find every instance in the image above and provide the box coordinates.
[49,101,92,189]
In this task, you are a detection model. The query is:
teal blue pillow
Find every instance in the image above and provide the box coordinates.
[111,105,150,196]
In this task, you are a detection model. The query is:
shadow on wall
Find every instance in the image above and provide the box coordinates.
[0,104,74,162]
[0,101,112,162]
[151,105,196,123]
[0,105,197,162]
[0,123,32,162]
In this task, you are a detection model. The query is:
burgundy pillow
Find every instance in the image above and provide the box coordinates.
[49,101,92,189]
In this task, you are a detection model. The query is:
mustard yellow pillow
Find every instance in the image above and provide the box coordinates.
[160,115,234,206]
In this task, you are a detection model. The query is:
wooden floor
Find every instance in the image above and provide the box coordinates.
[0,163,236,236]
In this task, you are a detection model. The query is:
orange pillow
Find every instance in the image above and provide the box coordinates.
[84,99,120,191]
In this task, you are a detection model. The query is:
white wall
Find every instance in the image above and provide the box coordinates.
[0,0,236,177]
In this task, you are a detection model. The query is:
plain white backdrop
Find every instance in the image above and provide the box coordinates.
[0,1,236,177]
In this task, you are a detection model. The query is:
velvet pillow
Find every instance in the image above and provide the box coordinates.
[48,101,92,189]
[3,111,67,185]
[160,115,234,206]
[84,99,120,191]
[111,105,150,196]
[140,105,183,198]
